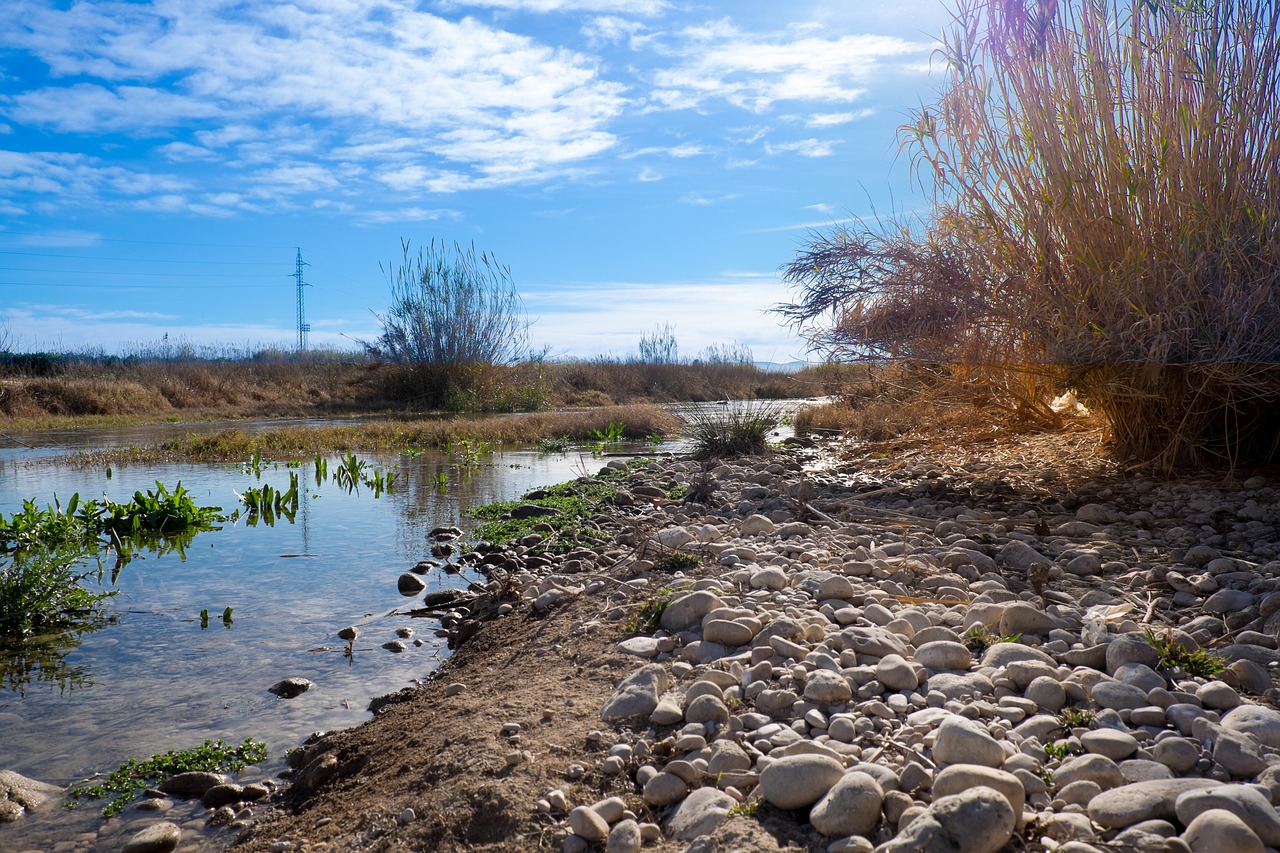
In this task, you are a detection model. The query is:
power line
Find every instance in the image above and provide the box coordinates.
[0,249,275,266]
[0,281,291,289]
[0,227,295,250]
[0,266,288,278]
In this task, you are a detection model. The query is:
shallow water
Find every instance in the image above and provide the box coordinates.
[0,429,638,849]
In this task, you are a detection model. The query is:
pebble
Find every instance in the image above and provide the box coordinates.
[758,754,844,809]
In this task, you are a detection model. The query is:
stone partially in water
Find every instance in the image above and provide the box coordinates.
[268,677,313,698]
[121,821,182,853]
[0,770,62,822]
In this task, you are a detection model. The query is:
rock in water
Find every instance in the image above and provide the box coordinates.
[121,821,183,853]
[268,677,313,698]
[0,770,63,822]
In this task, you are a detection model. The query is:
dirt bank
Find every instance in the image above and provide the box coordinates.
[223,424,1280,853]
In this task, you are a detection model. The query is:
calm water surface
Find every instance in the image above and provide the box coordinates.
[0,421,642,849]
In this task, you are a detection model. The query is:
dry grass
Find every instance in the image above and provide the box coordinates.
[64,404,683,466]
[0,355,826,428]
[779,0,1280,470]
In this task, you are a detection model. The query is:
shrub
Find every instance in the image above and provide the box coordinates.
[365,240,544,410]
[684,400,782,460]
[778,0,1280,469]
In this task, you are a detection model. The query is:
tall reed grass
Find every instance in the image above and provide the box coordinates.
[779,0,1280,468]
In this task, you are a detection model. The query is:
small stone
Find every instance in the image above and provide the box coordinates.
[933,715,1005,768]
[444,683,467,697]
[396,572,426,595]
[600,665,669,721]
[642,772,688,807]
[876,654,920,692]
[666,787,737,840]
[758,754,844,810]
[804,670,853,704]
[1081,730,1139,762]
[337,626,359,642]
[809,771,884,837]
[121,822,182,853]
[932,764,1025,826]
[1087,779,1219,829]
[158,771,228,797]
[568,805,609,842]
[915,641,972,672]
[1221,705,1280,748]
[606,819,642,853]
[1174,784,1280,846]
[267,677,313,699]
[877,786,1015,853]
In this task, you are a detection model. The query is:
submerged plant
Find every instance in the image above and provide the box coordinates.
[67,737,267,818]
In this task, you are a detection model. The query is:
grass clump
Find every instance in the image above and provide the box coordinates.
[962,624,1020,655]
[684,400,783,460]
[67,737,267,818]
[624,583,693,634]
[777,0,1280,470]
[1145,628,1225,678]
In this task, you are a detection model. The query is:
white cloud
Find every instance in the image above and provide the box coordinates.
[1,1,627,200]
[679,192,739,205]
[357,207,462,225]
[523,277,806,359]
[766,138,838,158]
[636,166,661,182]
[806,110,874,127]
[444,0,668,13]
[649,24,929,113]
[621,143,704,159]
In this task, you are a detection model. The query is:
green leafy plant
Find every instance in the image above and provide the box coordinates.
[67,737,267,818]
[1145,627,1225,677]
[1060,707,1095,729]
[589,422,626,444]
[536,435,572,454]
[624,583,693,634]
[447,438,493,468]
[962,624,1021,655]
[0,547,114,641]
[1044,740,1081,761]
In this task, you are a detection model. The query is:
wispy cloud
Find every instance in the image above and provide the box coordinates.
[766,138,838,158]
[0,1,627,204]
[806,110,875,127]
[620,143,704,159]
[679,192,740,205]
[649,23,929,113]
[445,0,669,12]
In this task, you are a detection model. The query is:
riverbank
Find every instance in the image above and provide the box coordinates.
[66,421,1280,851]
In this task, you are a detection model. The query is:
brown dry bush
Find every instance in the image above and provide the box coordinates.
[778,0,1280,470]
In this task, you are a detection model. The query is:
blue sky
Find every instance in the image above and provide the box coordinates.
[0,0,951,361]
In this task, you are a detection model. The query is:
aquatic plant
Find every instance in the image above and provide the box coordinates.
[67,737,267,818]
[0,546,114,641]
